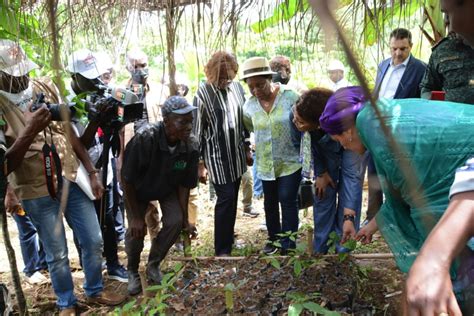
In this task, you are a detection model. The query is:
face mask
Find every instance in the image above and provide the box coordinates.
[73,74,102,94]
[131,68,149,84]
[0,82,33,112]
[272,72,290,85]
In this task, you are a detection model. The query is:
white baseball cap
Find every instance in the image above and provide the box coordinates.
[66,49,109,79]
[94,51,114,71]
[327,60,345,72]
[125,49,148,71]
[0,39,38,76]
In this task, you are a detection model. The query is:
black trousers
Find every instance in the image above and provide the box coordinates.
[125,191,183,273]
[74,183,119,268]
[213,178,241,256]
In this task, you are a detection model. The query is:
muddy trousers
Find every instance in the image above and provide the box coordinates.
[125,191,183,273]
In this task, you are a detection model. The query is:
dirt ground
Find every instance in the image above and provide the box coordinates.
[0,182,404,315]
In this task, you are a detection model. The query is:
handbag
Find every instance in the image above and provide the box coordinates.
[297,179,314,210]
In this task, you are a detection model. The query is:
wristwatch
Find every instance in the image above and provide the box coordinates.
[343,214,355,223]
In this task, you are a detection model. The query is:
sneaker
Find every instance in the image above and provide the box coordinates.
[243,207,259,218]
[24,271,48,285]
[86,290,126,306]
[174,241,184,252]
[147,265,162,285]
[262,243,278,255]
[107,264,128,283]
[127,271,142,295]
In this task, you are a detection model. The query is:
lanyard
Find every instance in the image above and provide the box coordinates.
[42,127,63,200]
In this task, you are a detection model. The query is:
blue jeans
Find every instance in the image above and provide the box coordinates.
[313,150,363,253]
[252,151,263,197]
[12,212,47,276]
[22,181,103,309]
[74,183,119,268]
[262,169,302,249]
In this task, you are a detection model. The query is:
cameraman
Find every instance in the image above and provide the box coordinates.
[122,96,198,295]
[0,40,124,315]
[119,49,170,176]
[66,49,128,282]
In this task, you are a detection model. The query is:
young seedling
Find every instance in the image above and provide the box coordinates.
[286,292,340,316]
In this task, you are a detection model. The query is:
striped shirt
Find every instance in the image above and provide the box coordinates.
[193,82,248,185]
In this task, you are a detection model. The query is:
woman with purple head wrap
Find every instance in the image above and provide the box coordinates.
[320,86,474,312]
[319,86,367,155]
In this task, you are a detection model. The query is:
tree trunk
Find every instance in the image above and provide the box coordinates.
[46,0,66,99]
[0,150,28,315]
[166,0,178,97]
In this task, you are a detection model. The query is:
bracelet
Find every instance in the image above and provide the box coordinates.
[343,214,355,223]
[88,169,100,176]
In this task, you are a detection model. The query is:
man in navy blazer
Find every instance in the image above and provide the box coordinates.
[375,28,426,99]
[364,28,427,225]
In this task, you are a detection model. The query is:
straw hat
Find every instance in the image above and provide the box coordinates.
[241,57,276,80]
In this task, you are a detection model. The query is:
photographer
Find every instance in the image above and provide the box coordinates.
[122,96,198,295]
[66,49,127,282]
[0,40,124,315]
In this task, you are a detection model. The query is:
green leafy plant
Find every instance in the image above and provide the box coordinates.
[223,279,248,313]
[326,232,358,262]
[326,231,340,254]
[113,263,184,316]
[286,292,340,316]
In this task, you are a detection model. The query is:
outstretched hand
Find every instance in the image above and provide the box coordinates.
[198,162,208,184]
[405,258,461,315]
[341,220,356,244]
[355,218,378,244]
[25,102,51,135]
[315,172,335,200]
[184,223,198,240]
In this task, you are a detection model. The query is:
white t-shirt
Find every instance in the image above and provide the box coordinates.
[330,78,350,91]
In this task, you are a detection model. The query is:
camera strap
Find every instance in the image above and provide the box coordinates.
[42,128,63,200]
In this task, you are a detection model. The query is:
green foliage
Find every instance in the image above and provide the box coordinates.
[423,0,446,40]
[326,231,359,262]
[326,231,340,254]
[363,1,421,46]
[287,292,340,316]
[113,263,184,316]
[223,279,248,313]
[251,0,309,33]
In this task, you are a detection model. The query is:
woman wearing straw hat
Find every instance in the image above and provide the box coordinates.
[242,56,302,254]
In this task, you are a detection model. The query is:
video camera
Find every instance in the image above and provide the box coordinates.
[89,85,144,126]
[31,85,144,126]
